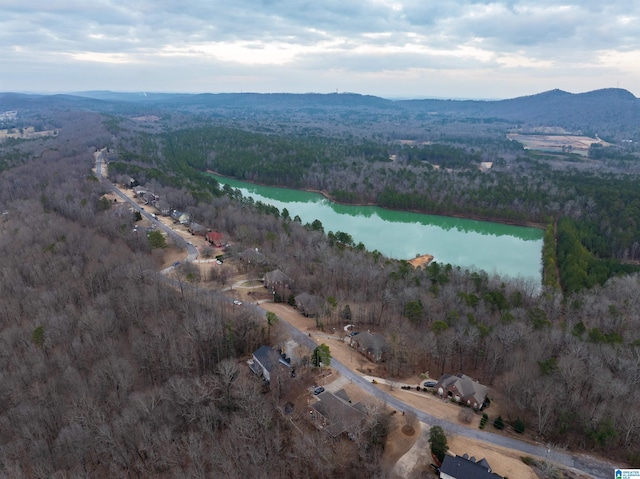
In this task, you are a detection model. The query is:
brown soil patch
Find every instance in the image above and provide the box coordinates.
[402,424,416,436]
[408,254,434,268]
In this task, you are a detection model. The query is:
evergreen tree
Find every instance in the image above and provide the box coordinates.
[429,425,448,463]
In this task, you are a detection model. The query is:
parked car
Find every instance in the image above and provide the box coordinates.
[423,380,437,388]
[216,259,223,264]
[313,387,325,395]
[173,261,180,267]
[233,300,242,306]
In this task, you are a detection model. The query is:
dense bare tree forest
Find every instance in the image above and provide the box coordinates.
[3,102,640,476]
[183,180,640,465]
[117,125,640,465]
[0,121,388,477]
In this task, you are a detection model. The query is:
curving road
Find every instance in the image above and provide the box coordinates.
[247,302,613,478]
[94,150,612,478]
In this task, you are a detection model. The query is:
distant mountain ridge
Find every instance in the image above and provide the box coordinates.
[2,87,638,139]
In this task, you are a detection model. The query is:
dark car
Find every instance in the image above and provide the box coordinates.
[423,380,437,388]
[313,387,325,395]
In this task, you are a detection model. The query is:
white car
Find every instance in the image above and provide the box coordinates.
[233,300,242,306]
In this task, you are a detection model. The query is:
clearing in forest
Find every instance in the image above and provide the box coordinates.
[506,133,610,156]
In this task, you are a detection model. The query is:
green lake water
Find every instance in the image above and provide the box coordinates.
[210,174,544,284]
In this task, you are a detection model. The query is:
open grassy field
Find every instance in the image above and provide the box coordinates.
[507,133,610,156]
[0,126,58,141]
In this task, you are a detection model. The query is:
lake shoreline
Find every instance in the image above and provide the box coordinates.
[206,170,547,230]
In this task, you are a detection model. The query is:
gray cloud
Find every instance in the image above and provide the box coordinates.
[1,1,639,98]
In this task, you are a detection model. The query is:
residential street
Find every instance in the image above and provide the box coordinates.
[250,301,615,479]
[95,159,615,479]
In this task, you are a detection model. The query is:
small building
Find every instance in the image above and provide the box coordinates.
[206,231,224,247]
[440,454,503,479]
[350,331,389,363]
[436,373,489,410]
[248,345,291,383]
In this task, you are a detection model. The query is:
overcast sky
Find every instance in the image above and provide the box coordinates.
[1,1,639,99]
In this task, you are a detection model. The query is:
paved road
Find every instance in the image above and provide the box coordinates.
[246,302,614,478]
[94,149,197,261]
[94,151,613,478]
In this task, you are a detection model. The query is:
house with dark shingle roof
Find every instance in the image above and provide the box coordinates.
[440,454,503,479]
[311,388,366,438]
[188,222,207,237]
[264,269,292,291]
[248,345,292,382]
[435,373,489,410]
[239,248,266,265]
[349,331,389,363]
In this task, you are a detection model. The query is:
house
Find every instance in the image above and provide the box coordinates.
[310,388,366,438]
[248,345,291,382]
[156,200,171,216]
[206,231,224,247]
[239,248,266,265]
[188,222,207,237]
[350,331,389,363]
[439,454,503,479]
[142,192,158,204]
[171,210,191,225]
[294,293,323,317]
[133,186,148,198]
[264,269,292,291]
[122,176,136,188]
[435,373,489,410]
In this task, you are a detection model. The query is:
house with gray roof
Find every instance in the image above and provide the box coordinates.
[248,345,291,382]
[436,373,489,410]
[264,269,292,291]
[349,331,389,363]
[440,454,503,479]
[188,222,207,237]
[311,388,366,438]
[239,248,266,265]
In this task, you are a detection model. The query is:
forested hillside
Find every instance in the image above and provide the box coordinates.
[0,121,387,477]
[3,96,640,474]
[155,123,640,291]
[109,144,640,466]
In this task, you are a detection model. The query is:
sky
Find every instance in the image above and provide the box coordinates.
[1,1,639,100]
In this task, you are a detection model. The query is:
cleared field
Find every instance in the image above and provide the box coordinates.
[507,133,610,156]
[0,126,58,141]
